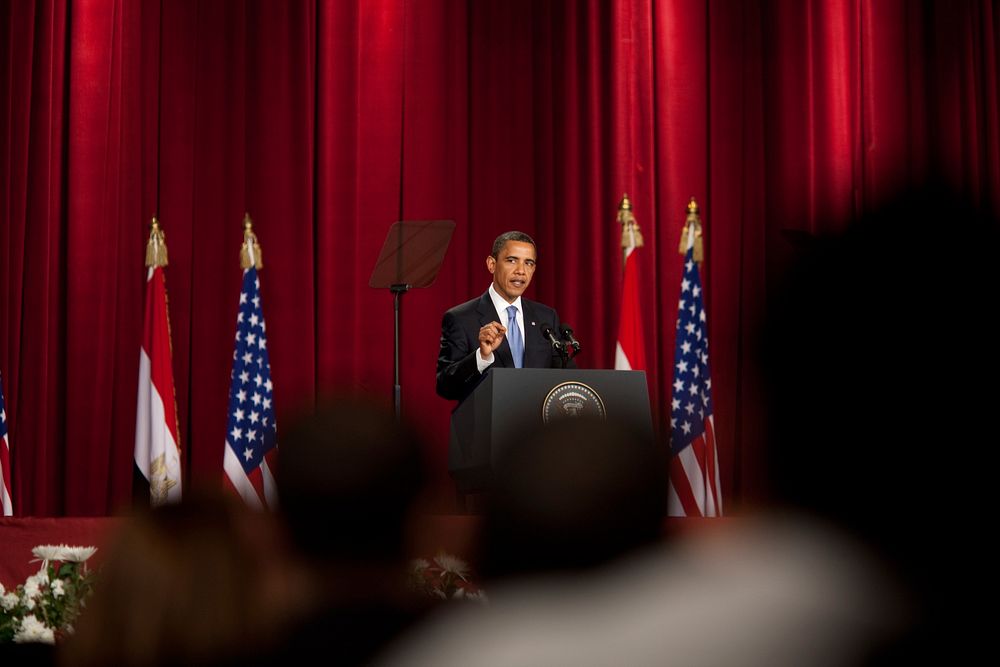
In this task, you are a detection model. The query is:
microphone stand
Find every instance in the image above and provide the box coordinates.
[542,324,570,368]
[557,345,569,369]
[560,326,582,367]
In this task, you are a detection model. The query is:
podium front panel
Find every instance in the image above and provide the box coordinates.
[449,369,653,492]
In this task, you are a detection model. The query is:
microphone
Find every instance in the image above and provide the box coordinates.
[559,324,582,354]
[539,323,567,354]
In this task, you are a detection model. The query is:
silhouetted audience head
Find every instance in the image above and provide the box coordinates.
[480,418,666,579]
[61,493,289,667]
[267,400,431,667]
[761,185,998,658]
[278,398,426,565]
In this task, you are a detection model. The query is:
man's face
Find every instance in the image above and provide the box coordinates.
[487,240,536,303]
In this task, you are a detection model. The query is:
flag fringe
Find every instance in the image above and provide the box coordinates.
[618,193,644,251]
[678,197,704,264]
[145,217,168,268]
[240,213,263,270]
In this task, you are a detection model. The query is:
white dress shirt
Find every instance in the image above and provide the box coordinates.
[476,284,524,373]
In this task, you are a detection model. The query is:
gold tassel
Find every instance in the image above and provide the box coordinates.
[240,212,263,270]
[145,216,169,268]
[618,193,644,254]
[678,197,704,265]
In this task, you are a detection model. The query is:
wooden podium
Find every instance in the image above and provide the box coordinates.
[449,368,654,493]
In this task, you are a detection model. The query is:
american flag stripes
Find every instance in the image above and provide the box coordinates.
[667,227,722,517]
[1,371,12,516]
[134,223,183,506]
[222,238,278,509]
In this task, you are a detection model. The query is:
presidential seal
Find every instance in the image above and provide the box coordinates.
[542,381,607,423]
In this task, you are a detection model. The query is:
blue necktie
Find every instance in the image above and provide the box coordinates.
[507,305,524,368]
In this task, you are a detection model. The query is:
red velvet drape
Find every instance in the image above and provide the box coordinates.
[2,0,998,516]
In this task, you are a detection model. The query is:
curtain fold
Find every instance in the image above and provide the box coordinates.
[1,0,997,516]
[2,0,70,515]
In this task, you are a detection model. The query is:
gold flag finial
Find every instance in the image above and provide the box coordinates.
[618,193,644,254]
[145,215,169,268]
[678,196,704,264]
[240,212,263,270]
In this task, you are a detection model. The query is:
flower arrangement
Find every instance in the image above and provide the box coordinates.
[408,553,486,603]
[0,544,97,644]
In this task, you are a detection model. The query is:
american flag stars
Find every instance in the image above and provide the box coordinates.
[223,266,278,508]
[667,243,722,517]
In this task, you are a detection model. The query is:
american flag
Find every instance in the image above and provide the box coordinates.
[667,237,722,517]
[222,259,278,509]
[1,371,12,515]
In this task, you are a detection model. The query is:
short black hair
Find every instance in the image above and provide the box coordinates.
[491,231,536,258]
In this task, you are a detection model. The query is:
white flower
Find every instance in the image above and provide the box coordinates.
[31,545,66,562]
[13,614,56,644]
[51,579,65,598]
[433,554,470,579]
[30,544,97,564]
[23,571,47,599]
[1,592,18,610]
[0,581,5,595]
[28,570,49,585]
[59,546,98,563]
[409,558,431,571]
[24,597,36,610]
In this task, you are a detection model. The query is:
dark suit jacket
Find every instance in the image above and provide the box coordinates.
[436,291,574,403]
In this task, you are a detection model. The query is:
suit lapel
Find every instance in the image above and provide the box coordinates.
[477,292,514,368]
[522,300,549,368]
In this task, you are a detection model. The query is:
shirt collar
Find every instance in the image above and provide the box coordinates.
[488,284,522,320]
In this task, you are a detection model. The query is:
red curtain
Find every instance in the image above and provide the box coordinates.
[2,0,998,516]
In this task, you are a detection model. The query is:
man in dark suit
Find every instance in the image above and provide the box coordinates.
[436,231,572,403]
